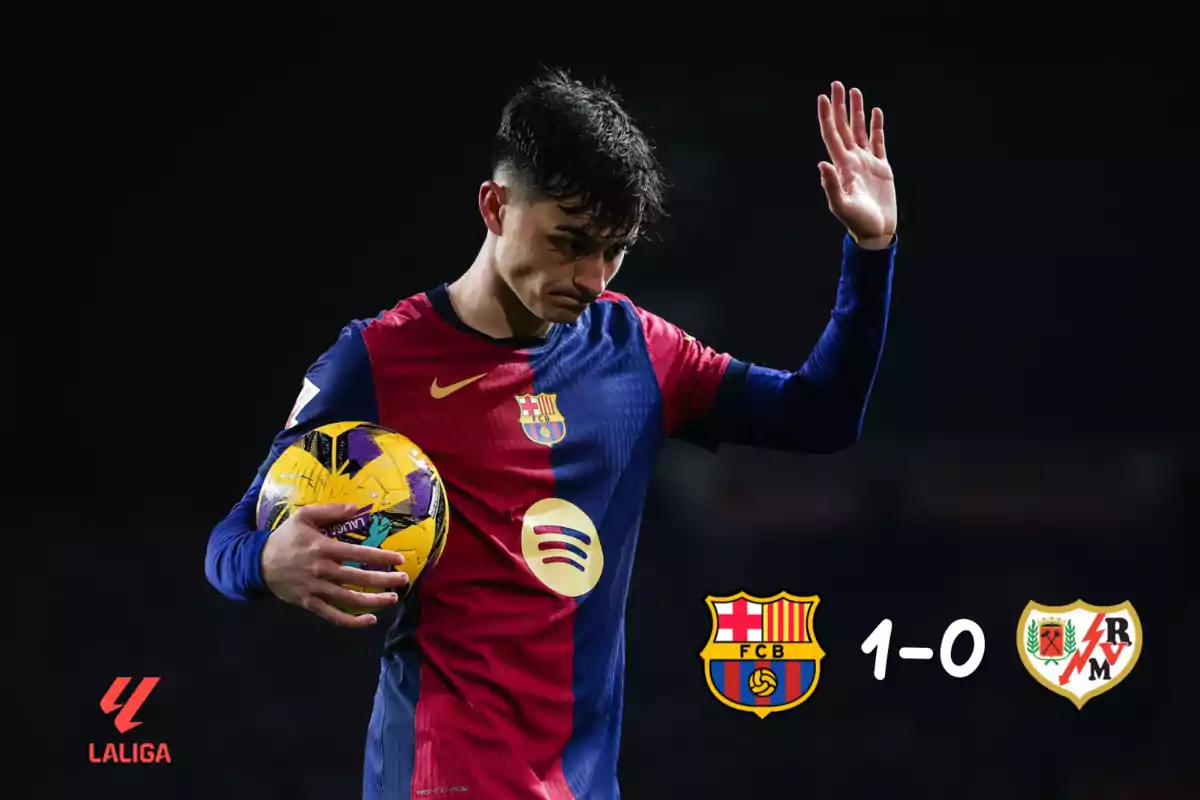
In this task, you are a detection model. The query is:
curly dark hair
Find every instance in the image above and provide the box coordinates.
[492,67,667,245]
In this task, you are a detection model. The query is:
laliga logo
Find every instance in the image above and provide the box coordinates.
[89,677,171,764]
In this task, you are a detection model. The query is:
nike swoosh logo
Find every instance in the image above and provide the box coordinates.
[430,372,488,399]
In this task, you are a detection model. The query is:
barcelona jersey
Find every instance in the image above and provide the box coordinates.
[206,234,897,798]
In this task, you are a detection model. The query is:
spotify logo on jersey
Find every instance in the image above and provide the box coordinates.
[521,498,604,597]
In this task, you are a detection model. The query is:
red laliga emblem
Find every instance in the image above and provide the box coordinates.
[89,677,172,765]
[99,676,159,733]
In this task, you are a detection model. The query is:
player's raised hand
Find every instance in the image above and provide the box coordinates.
[260,503,410,628]
[817,81,897,249]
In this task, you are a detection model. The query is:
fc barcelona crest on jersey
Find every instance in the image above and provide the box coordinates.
[515,393,567,446]
[1017,599,1143,710]
[699,591,826,718]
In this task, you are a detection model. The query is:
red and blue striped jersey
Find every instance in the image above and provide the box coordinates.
[206,234,896,799]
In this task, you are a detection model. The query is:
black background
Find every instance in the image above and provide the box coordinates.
[14,17,1196,799]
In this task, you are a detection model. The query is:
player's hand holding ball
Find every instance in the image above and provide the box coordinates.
[260,503,409,628]
[256,421,451,629]
[817,80,897,250]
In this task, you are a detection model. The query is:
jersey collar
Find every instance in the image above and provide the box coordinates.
[424,283,566,351]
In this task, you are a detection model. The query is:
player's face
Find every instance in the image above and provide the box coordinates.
[494,195,629,324]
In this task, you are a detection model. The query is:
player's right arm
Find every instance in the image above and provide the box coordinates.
[204,319,408,628]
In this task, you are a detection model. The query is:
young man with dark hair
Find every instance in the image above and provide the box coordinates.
[206,69,899,799]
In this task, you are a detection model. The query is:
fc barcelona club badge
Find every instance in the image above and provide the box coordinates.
[699,591,825,718]
[515,393,566,446]
[1017,599,1143,710]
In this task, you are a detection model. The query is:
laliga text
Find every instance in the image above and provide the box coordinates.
[89,742,172,765]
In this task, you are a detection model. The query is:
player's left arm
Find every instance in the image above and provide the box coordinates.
[644,81,898,453]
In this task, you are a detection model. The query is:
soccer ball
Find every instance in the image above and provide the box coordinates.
[256,421,449,611]
[748,667,777,697]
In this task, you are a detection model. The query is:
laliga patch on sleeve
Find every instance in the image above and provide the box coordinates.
[285,377,320,429]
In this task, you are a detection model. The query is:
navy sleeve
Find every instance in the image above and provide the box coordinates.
[204,319,380,601]
[684,233,895,453]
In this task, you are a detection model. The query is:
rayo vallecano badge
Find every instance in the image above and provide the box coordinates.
[1017,599,1142,709]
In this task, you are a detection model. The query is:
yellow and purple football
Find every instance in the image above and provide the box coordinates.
[256,421,449,609]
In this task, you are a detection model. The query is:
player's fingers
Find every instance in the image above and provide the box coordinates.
[850,88,869,150]
[869,107,886,160]
[831,81,855,152]
[316,581,400,611]
[301,594,378,628]
[320,538,406,566]
[817,94,850,168]
[818,161,846,211]
[327,563,411,590]
[293,502,362,527]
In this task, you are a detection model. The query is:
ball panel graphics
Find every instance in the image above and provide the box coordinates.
[256,421,449,610]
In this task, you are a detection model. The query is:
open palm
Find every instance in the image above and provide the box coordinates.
[818,81,897,247]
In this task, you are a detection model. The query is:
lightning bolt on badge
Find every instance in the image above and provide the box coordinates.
[1017,599,1143,710]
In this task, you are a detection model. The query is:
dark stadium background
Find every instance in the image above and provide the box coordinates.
[14,19,1195,799]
